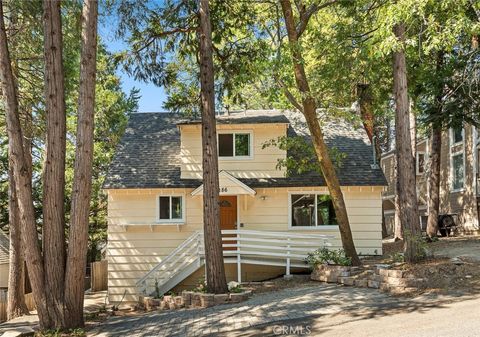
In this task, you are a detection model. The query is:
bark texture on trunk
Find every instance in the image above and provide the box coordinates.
[393,23,422,263]
[198,0,228,294]
[0,2,52,328]
[280,0,360,266]
[357,83,382,163]
[7,170,29,319]
[426,127,441,238]
[42,0,67,326]
[64,0,98,328]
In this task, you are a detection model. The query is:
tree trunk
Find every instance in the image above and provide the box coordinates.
[392,23,422,263]
[198,0,228,294]
[7,170,29,319]
[42,0,67,326]
[394,163,403,240]
[426,127,441,238]
[0,2,53,328]
[280,0,360,266]
[64,0,98,328]
[357,83,382,163]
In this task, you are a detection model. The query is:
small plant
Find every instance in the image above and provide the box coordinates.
[305,247,352,267]
[390,252,405,263]
[192,277,207,293]
[165,290,176,296]
[228,281,243,293]
[35,328,86,337]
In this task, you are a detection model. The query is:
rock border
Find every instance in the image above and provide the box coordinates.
[311,264,425,294]
[139,290,252,311]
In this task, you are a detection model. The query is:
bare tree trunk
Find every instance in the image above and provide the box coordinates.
[280,0,360,266]
[198,0,228,294]
[426,128,441,238]
[0,2,53,328]
[7,171,29,319]
[393,23,422,263]
[42,0,67,326]
[64,0,98,327]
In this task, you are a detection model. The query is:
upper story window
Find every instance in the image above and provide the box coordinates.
[449,126,465,192]
[290,193,338,228]
[158,195,184,222]
[416,152,425,175]
[451,127,464,145]
[218,132,252,159]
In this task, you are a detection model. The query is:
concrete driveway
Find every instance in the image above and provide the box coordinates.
[88,284,480,337]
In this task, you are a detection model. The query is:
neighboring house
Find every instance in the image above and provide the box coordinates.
[104,110,386,303]
[381,123,480,234]
[0,229,9,289]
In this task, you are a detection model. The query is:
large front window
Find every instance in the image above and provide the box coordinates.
[218,132,251,158]
[158,196,184,222]
[451,153,464,191]
[290,194,337,227]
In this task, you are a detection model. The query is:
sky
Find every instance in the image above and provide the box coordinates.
[98,15,167,112]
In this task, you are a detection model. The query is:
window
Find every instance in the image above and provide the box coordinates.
[218,132,251,158]
[451,152,464,191]
[158,196,184,222]
[416,152,425,175]
[451,127,463,144]
[290,193,337,228]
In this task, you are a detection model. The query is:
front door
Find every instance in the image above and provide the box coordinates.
[219,196,237,250]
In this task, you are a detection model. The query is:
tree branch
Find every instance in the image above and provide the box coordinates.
[296,0,338,38]
[274,75,303,112]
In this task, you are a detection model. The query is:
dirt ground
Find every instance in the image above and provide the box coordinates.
[382,236,480,295]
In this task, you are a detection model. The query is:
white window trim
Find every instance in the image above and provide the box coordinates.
[217,130,254,160]
[450,150,465,193]
[450,127,464,147]
[416,151,425,176]
[156,194,186,224]
[287,191,339,230]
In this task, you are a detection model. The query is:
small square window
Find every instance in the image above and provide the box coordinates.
[158,196,184,221]
[218,132,251,158]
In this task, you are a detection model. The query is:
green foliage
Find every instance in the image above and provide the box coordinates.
[192,277,207,293]
[35,328,86,337]
[262,136,346,177]
[305,248,352,267]
[390,252,405,263]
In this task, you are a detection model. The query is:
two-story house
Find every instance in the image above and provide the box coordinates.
[381,124,480,235]
[104,110,386,303]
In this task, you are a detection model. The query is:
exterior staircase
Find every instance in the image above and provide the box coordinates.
[136,230,333,297]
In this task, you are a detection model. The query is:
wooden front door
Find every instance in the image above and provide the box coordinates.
[219,196,237,250]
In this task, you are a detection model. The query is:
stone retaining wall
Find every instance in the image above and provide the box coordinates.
[139,290,252,311]
[311,264,425,294]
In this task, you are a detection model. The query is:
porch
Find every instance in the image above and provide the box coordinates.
[136,229,333,297]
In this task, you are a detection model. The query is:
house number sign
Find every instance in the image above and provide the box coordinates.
[221,187,228,192]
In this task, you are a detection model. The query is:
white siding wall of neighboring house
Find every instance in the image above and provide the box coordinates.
[106,186,383,303]
[0,264,8,288]
[179,124,288,179]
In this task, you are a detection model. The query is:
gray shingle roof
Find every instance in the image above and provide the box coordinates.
[0,229,9,265]
[104,111,386,189]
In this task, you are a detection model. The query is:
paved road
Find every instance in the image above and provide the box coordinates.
[88,284,480,337]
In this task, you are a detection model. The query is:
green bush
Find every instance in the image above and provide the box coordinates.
[305,247,352,267]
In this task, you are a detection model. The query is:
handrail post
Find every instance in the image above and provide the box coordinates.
[237,230,241,283]
[285,237,291,279]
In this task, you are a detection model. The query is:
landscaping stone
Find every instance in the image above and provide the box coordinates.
[201,294,215,308]
[230,292,248,303]
[214,294,229,305]
[368,280,380,289]
[192,293,202,307]
[174,296,184,308]
[388,270,404,278]
[354,279,368,287]
[311,264,355,283]
[338,276,355,286]
[168,302,177,310]
[182,291,193,306]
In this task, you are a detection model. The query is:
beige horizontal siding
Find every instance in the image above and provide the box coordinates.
[106,186,383,303]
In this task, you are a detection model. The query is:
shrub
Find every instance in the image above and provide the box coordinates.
[305,248,352,267]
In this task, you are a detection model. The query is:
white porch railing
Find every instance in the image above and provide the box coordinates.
[221,230,333,282]
[136,229,333,297]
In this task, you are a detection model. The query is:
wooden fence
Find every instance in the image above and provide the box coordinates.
[91,260,108,292]
[0,291,35,323]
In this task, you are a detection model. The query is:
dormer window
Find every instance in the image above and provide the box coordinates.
[218,132,252,159]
